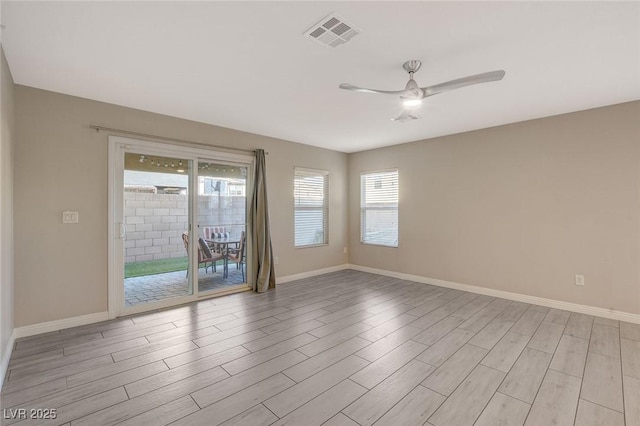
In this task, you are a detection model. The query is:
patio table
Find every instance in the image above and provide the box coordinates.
[206,237,240,278]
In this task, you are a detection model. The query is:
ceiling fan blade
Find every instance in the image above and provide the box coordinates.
[339,83,410,96]
[391,109,419,122]
[422,70,505,97]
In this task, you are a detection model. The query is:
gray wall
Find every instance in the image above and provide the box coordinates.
[14,86,348,327]
[10,79,640,331]
[349,101,640,315]
[1,47,15,374]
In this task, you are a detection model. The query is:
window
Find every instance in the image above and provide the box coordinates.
[294,168,329,247]
[361,169,398,247]
[202,177,220,195]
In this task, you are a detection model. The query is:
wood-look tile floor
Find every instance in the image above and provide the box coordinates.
[1,270,639,426]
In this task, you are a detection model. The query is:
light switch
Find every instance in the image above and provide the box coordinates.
[62,211,79,224]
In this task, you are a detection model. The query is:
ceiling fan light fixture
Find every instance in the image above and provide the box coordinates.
[402,98,422,108]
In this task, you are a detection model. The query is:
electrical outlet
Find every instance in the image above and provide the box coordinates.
[575,275,585,286]
[62,211,79,224]
[274,256,279,265]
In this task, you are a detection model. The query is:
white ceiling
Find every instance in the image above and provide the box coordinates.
[2,2,639,153]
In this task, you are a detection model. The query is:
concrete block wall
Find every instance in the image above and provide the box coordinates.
[197,194,246,241]
[124,192,245,263]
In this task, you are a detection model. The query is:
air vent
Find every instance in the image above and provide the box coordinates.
[303,13,359,48]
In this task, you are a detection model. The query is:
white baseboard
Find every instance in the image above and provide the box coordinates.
[10,264,350,341]
[0,329,16,387]
[277,264,350,284]
[349,264,640,324]
[13,312,110,339]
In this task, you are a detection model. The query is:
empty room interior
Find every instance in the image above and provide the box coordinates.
[1,1,639,425]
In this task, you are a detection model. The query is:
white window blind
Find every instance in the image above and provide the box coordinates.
[361,170,398,247]
[294,168,329,247]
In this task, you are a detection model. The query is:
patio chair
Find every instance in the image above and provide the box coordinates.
[181,232,224,277]
[198,237,224,274]
[227,231,246,281]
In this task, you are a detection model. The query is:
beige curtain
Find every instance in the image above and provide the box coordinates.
[249,149,275,292]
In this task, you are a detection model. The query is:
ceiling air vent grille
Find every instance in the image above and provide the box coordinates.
[303,13,359,48]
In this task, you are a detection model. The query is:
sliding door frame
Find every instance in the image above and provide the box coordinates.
[108,136,255,319]
[196,156,252,297]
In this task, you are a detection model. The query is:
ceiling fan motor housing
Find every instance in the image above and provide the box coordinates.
[403,61,424,98]
[403,60,422,74]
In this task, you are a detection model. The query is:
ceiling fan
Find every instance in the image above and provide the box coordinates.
[339,60,505,122]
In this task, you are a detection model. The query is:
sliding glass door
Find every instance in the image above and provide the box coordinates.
[109,137,253,318]
[122,152,193,308]
[196,161,248,294]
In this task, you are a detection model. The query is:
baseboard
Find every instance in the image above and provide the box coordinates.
[0,329,16,387]
[13,312,110,339]
[277,264,350,284]
[11,265,349,340]
[348,264,640,325]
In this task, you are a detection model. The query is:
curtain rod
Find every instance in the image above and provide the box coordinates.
[90,125,264,155]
